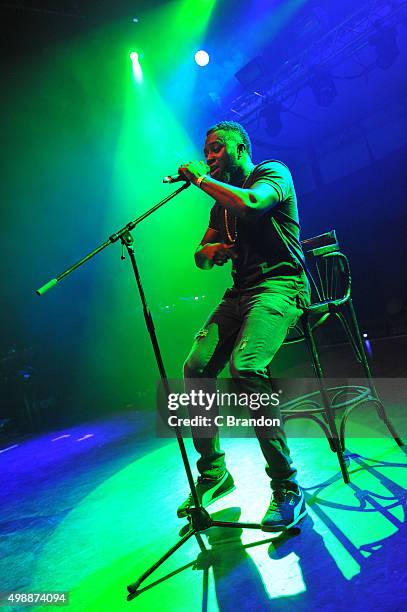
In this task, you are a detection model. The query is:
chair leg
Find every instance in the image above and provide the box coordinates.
[301,315,350,484]
[335,311,364,364]
[346,300,375,385]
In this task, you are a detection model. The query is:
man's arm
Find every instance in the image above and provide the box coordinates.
[197,177,280,220]
[195,227,236,270]
[178,161,281,220]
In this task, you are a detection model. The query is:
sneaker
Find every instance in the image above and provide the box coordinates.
[177,471,235,518]
[261,487,307,532]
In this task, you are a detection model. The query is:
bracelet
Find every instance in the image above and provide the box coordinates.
[196,174,208,188]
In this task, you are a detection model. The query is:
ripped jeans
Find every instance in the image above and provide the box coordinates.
[183,273,310,491]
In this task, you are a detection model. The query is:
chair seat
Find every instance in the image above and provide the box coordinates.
[306,299,348,314]
[306,302,331,314]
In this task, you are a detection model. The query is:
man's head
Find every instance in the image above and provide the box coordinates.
[204,121,252,184]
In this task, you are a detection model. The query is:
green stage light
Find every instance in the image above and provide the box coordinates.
[130,51,142,82]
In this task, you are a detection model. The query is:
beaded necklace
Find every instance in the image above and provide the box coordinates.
[224,169,253,244]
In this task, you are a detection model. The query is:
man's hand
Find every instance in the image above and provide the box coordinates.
[178,161,209,185]
[196,243,237,269]
[211,243,237,266]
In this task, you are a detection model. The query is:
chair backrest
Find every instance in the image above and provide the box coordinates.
[301,230,351,306]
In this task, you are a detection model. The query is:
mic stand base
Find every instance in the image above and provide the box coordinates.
[126,505,305,600]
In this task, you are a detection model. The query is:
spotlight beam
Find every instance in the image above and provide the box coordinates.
[130,51,143,83]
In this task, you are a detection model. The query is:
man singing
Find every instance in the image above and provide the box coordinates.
[176,121,310,531]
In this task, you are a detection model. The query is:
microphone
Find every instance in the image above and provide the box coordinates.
[162,173,188,184]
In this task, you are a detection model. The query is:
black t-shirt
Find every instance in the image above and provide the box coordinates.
[208,160,305,289]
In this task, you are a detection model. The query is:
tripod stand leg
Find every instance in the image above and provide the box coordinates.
[127,525,197,597]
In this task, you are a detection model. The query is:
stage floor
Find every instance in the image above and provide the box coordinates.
[1,410,406,611]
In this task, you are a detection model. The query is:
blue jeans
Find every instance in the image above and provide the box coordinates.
[183,273,310,491]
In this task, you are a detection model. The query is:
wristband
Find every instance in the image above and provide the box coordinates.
[196,174,208,188]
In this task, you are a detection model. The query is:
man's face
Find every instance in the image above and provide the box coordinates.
[203,130,241,184]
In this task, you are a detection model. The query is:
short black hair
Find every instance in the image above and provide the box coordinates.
[207,120,252,157]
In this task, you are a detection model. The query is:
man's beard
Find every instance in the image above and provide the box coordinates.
[216,168,231,183]
[217,161,241,185]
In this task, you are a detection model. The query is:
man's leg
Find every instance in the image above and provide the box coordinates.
[183,294,241,478]
[177,294,241,517]
[229,275,310,529]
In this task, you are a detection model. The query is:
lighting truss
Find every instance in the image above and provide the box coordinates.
[228,0,407,123]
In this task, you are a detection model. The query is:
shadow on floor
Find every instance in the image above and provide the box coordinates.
[134,451,406,611]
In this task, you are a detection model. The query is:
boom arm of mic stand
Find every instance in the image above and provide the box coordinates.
[35,181,191,296]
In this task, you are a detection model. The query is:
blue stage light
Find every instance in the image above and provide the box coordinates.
[195,50,210,66]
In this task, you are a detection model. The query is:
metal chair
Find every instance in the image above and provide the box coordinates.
[279,230,404,483]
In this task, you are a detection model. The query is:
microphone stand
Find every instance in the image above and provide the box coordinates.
[36,180,267,603]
